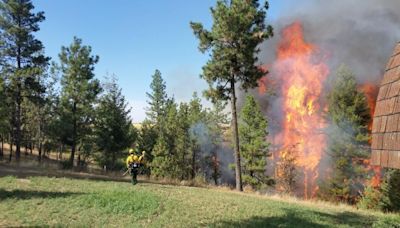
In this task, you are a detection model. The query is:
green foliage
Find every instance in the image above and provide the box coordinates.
[137,120,157,161]
[57,37,102,166]
[203,100,228,184]
[94,76,135,170]
[150,134,173,178]
[357,186,382,211]
[379,169,400,212]
[354,169,400,214]
[188,92,207,179]
[144,70,171,176]
[320,65,371,203]
[174,102,191,179]
[0,0,49,159]
[239,95,271,189]
[146,69,167,129]
[191,0,273,191]
[190,0,273,100]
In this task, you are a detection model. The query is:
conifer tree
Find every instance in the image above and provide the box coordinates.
[0,0,49,160]
[379,169,400,212]
[94,76,135,170]
[137,119,157,167]
[239,95,271,189]
[58,37,102,167]
[359,169,400,212]
[146,69,167,135]
[191,0,273,191]
[205,100,228,185]
[175,102,191,180]
[188,92,206,179]
[150,98,178,178]
[321,66,371,203]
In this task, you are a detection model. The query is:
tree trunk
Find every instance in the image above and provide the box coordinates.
[0,135,3,159]
[25,144,28,156]
[77,153,81,168]
[69,102,77,167]
[38,142,42,162]
[191,145,197,179]
[111,151,116,171]
[230,79,242,191]
[59,144,63,161]
[15,42,22,162]
[9,139,13,162]
[15,95,21,161]
[30,142,33,154]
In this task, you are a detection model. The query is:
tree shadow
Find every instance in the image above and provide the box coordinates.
[0,189,82,201]
[210,208,375,228]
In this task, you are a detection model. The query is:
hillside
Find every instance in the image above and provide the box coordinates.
[0,175,399,227]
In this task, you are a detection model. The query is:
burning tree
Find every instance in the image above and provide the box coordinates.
[276,144,298,195]
[265,22,329,198]
[190,0,273,191]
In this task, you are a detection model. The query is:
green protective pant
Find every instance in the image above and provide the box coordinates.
[130,168,138,185]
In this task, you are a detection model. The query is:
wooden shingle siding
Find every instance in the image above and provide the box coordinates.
[371,42,400,168]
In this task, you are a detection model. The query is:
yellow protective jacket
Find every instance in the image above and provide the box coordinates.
[126,154,144,168]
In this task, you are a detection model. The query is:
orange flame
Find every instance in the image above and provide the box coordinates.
[359,83,381,187]
[274,22,329,198]
[359,83,378,131]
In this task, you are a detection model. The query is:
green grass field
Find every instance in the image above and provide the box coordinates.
[0,176,399,227]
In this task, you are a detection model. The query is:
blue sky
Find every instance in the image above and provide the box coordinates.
[32,0,285,122]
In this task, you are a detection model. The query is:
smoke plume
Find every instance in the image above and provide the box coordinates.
[262,0,400,84]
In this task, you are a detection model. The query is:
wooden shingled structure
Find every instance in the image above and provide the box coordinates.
[371,42,400,169]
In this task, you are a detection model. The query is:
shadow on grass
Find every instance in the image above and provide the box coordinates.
[211,208,375,228]
[0,162,132,184]
[0,189,82,201]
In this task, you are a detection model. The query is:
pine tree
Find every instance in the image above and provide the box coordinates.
[137,119,157,168]
[151,134,173,178]
[188,92,206,179]
[37,71,59,161]
[0,0,49,160]
[57,37,102,167]
[205,100,228,185]
[239,95,271,190]
[150,98,178,178]
[175,102,191,180]
[146,69,167,135]
[322,65,371,203]
[379,169,400,212]
[191,0,273,191]
[358,169,400,212]
[94,75,135,170]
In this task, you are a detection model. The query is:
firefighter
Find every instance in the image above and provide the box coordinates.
[126,149,146,185]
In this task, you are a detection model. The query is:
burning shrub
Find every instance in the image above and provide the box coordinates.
[359,169,400,213]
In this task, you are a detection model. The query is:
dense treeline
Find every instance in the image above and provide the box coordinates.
[0,0,271,187]
[0,0,399,213]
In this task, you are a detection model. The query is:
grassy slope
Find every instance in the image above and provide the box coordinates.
[0,176,399,227]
